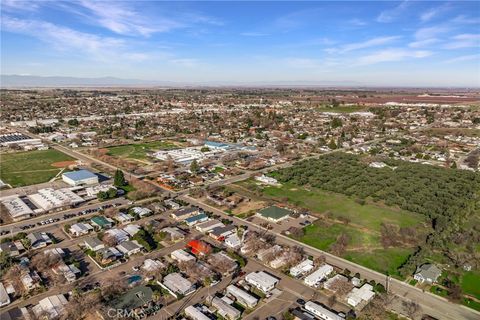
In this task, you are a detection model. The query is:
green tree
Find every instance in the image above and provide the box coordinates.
[68,118,79,126]
[328,139,337,150]
[114,169,126,187]
[190,159,200,174]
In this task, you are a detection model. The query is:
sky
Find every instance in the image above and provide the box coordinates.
[1,0,480,87]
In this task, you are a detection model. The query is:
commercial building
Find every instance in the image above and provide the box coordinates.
[290,259,314,278]
[62,169,98,186]
[226,285,258,308]
[245,271,279,293]
[304,264,334,287]
[347,283,375,308]
[304,301,344,320]
[257,205,292,222]
[28,188,84,212]
[161,273,196,297]
[1,196,34,221]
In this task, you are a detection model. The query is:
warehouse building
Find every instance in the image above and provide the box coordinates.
[62,169,98,186]
[257,205,292,222]
[28,188,84,212]
[1,196,34,221]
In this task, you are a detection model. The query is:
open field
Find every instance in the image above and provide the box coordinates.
[316,105,367,113]
[234,179,427,277]
[106,140,179,161]
[461,271,480,300]
[0,149,75,187]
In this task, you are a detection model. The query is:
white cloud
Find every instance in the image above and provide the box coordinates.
[240,32,269,37]
[1,16,147,62]
[444,34,480,49]
[326,36,401,54]
[444,54,480,64]
[408,38,440,48]
[169,58,199,67]
[377,1,411,23]
[1,0,39,12]
[420,4,449,23]
[348,19,367,27]
[414,25,451,40]
[356,49,432,65]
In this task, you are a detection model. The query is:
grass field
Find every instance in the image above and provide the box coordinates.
[316,105,367,113]
[106,140,178,161]
[0,149,75,187]
[461,271,480,300]
[235,180,427,277]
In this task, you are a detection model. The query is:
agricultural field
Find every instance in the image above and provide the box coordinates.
[234,179,428,277]
[106,140,179,163]
[0,149,75,187]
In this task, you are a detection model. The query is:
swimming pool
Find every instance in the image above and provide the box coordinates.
[127,275,142,284]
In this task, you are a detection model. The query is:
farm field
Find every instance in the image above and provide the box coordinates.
[106,140,179,162]
[0,149,75,187]
[234,179,427,277]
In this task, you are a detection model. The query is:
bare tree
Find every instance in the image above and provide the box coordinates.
[102,233,118,247]
[328,277,354,297]
[402,300,422,319]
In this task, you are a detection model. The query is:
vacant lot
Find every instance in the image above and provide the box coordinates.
[235,180,427,277]
[106,140,178,162]
[0,149,75,187]
[461,271,480,300]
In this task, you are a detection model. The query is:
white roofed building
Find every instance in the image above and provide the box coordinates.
[245,271,279,293]
[304,264,333,288]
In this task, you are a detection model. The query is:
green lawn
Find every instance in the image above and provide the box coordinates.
[262,183,425,230]
[107,141,178,160]
[461,271,480,300]
[316,105,367,113]
[463,297,480,312]
[0,149,75,187]
[344,248,413,278]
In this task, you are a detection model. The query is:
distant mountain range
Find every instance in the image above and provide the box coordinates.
[0,74,364,88]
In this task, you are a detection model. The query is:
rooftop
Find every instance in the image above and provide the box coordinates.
[62,169,97,181]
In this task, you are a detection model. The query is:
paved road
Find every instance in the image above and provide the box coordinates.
[182,195,480,320]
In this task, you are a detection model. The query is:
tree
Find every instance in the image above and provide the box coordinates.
[190,159,200,174]
[102,233,118,247]
[328,139,337,150]
[329,277,354,297]
[402,300,421,319]
[113,169,126,187]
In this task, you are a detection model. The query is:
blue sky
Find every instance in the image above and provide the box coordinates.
[1,0,479,86]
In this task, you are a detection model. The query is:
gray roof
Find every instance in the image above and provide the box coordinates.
[415,264,442,280]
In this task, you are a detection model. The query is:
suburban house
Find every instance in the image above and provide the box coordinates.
[226,285,258,308]
[304,264,334,288]
[69,222,94,237]
[187,240,212,256]
[209,225,236,241]
[245,271,279,293]
[224,234,242,249]
[196,220,225,233]
[0,282,11,307]
[211,296,241,320]
[414,264,442,284]
[90,216,114,230]
[105,228,130,243]
[113,286,154,315]
[0,241,24,257]
[171,207,200,220]
[116,240,143,256]
[32,294,68,319]
[27,232,52,250]
[347,284,375,308]
[290,259,314,278]
[115,212,134,224]
[83,237,105,252]
[130,206,152,218]
[304,301,344,320]
[160,273,196,297]
[185,213,209,226]
[171,249,196,263]
[162,227,186,241]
